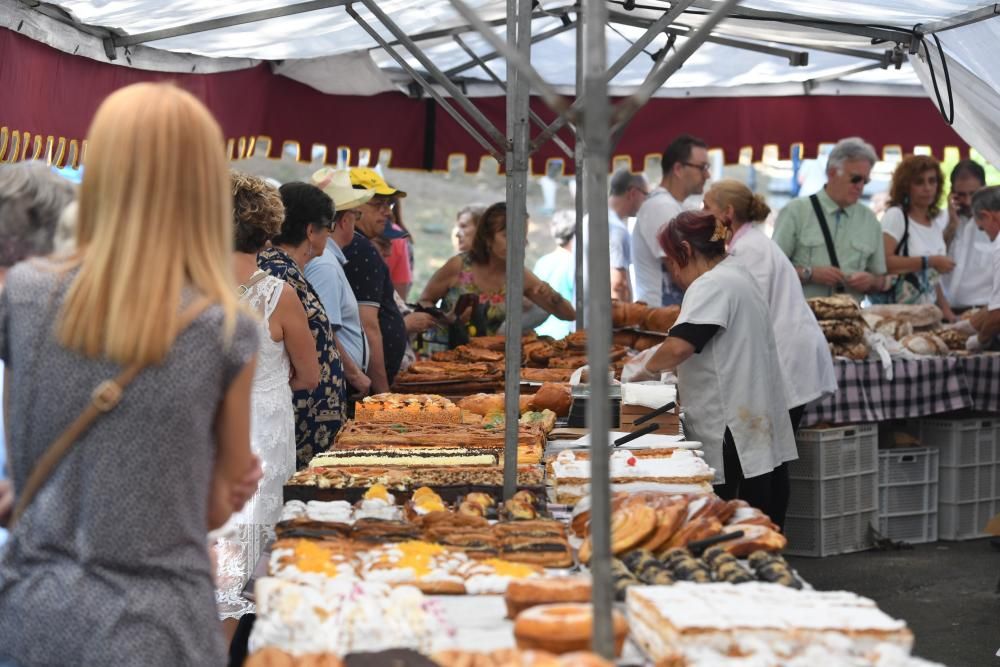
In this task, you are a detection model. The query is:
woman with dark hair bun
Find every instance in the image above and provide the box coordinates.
[626,210,796,527]
[704,180,836,435]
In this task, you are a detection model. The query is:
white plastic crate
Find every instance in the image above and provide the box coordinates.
[939,499,995,540]
[878,512,938,544]
[789,424,878,480]
[877,448,939,544]
[919,416,998,467]
[785,510,875,558]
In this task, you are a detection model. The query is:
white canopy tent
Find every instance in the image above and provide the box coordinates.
[4,1,998,656]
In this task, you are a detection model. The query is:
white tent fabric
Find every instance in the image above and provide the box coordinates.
[11,1,999,158]
[910,17,1000,167]
[34,0,967,95]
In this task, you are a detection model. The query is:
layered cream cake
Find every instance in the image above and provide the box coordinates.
[335,420,544,465]
[551,448,715,504]
[627,583,914,664]
[311,447,501,468]
[355,393,463,424]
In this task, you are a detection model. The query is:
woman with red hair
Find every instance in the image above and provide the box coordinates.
[632,210,796,527]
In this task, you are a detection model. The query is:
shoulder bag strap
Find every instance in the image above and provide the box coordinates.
[897,204,911,256]
[9,297,213,527]
[237,270,269,297]
[808,194,841,269]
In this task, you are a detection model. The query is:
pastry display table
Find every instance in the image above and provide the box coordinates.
[802,354,1000,427]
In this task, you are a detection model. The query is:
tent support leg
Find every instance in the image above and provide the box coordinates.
[529,0,697,153]
[345,5,504,163]
[502,0,532,501]
[356,0,509,152]
[573,7,585,331]
[580,0,614,657]
[450,34,574,159]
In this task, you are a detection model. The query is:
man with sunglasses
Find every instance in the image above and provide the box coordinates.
[941,160,991,312]
[773,136,886,301]
[632,133,710,306]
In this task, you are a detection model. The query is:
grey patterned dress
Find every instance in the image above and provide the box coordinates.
[0,261,258,666]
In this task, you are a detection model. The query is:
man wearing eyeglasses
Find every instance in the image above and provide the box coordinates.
[632,134,710,306]
[332,167,409,395]
[941,160,991,312]
[773,136,886,301]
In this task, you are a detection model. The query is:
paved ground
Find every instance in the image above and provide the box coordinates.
[788,539,999,666]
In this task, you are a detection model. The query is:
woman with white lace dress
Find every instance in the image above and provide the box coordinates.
[215,173,320,636]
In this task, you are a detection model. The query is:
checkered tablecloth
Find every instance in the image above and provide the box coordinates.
[801,354,1000,427]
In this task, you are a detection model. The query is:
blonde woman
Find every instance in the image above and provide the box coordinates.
[0,83,260,665]
[704,180,836,437]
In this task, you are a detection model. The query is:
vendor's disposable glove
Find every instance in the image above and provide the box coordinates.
[621,344,662,383]
[966,334,983,352]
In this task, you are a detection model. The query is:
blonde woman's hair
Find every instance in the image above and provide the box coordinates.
[58,82,240,366]
[708,180,771,224]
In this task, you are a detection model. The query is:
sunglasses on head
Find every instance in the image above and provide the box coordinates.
[848,174,871,186]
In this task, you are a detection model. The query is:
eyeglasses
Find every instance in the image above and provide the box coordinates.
[368,198,395,211]
[682,162,711,174]
[848,174,871,186]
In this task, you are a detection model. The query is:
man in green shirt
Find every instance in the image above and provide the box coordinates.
[773,137,887,301]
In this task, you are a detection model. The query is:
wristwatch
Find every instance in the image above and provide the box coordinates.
[801,266,813,283]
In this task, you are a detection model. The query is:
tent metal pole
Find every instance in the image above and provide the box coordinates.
[109,0,350,48]
[445,21,577,78]
[607,10,891,65]
[346,5,504,163]
[357,0,510,151]
[529,0,696,153]
[803,62,882,92]
[730,6,913,45]
[611,0,741,142]
[916,4,1000,35]
[384,7,574,47]
[450,34,574,159]
[580,0,614,656]
[448,0,569,115]
[502,0,531,501]
[573,8,586,330]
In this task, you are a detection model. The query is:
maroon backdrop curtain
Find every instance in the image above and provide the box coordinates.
[1,26,967,173]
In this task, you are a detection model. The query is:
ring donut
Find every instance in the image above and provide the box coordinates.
[514,603,628,656]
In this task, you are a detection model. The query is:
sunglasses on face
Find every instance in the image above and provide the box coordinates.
[848,174,871,186]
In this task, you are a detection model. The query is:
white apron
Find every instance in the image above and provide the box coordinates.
[674,257,797,483]
[728,225,837,409]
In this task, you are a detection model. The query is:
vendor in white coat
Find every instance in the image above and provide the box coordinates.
[966,186,1000,350]
[703,180,837,432]
[628,210,797,527]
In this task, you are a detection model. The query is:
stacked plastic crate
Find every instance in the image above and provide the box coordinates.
[919,416,997,539]
[784,424,879,556]
[877,448,939,544]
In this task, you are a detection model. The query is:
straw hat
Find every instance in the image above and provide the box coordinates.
[311,167,375,211]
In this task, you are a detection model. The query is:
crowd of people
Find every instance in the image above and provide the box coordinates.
[0,81,998,665]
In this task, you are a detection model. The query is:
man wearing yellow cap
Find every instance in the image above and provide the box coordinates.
[336,167,408,392]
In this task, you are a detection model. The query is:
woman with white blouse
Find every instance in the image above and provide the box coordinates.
[703,180,837,432]
[880,155,957,320]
